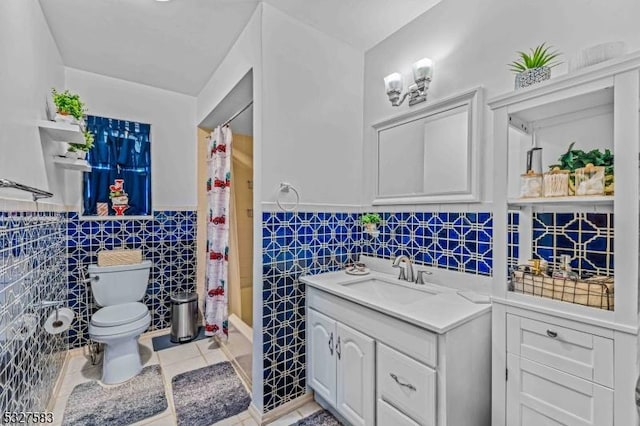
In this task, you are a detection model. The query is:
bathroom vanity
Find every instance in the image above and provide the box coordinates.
[301,263,492,426]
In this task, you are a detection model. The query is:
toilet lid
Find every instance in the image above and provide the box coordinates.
[92,302,148,327]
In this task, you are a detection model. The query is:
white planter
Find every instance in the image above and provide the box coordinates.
[515,67,551,89]
[64,151,79,159]
[55,113,78,125]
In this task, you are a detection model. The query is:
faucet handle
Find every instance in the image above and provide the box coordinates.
[415,270,433,284]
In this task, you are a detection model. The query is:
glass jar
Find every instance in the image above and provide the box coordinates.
[575,163,605,196]
[543,168,569,197]
[520,171,543,198]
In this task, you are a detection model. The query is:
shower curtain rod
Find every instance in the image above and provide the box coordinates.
[222,100,253,127]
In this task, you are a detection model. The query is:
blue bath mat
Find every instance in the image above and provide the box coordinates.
[172,361,250,426]
[62,365,167,426]
[151,327,213,352]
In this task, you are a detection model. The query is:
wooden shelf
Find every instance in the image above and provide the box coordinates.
[52,156,91,172]
[508,195,613,207]
[38,120,84,144]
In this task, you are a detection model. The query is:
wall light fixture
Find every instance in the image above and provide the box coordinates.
[384,58,434,107]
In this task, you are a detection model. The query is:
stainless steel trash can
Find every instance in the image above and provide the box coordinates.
[170,292,198,343]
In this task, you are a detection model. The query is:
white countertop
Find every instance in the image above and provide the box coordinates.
[301,269,492,334]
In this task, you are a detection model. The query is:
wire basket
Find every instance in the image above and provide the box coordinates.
[97,249,142,267]
[510,266,614,310]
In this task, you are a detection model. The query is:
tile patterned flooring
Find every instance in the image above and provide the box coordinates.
[48,331,322,426]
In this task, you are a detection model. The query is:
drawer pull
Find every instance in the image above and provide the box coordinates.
[390,373,417,391]
[328,332,334,355]
[336,336,342,360]
[546,330,558,338]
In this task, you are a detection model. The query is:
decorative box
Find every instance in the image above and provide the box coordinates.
[519,171,543,198]
[575,164,605,196]
[543,168,569,197]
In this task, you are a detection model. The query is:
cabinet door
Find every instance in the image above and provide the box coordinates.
[308,309,337,403]
[506,354,613,426]
[336,322,375,426]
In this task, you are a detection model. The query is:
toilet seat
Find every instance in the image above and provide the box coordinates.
[92,302,148,327]
[89,312,151,337]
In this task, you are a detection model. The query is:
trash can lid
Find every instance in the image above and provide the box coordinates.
[171,291,197,303]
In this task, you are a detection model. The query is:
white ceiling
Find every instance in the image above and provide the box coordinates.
[39,0,260,95]
[39,0,441,96]
[264,0,442,51]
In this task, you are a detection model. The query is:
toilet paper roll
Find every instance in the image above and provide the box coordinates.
[44,308,74,335]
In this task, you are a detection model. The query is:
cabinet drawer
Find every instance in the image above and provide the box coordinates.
[377,344,436,426]
[507,354,613,426]
[507,314,613,388]
[377,399,420,426]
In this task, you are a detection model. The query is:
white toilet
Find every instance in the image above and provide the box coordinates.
[88,260,152,384]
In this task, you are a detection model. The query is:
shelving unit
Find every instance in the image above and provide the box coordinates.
[489,52,640,426]
[37,120,84,144]
[52,156,91,172]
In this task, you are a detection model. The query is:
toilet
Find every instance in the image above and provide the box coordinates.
[88,260,152,384]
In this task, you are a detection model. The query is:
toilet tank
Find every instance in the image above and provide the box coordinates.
[88,260,152,307]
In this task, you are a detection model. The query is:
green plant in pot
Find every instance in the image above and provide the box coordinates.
[361,213,381,234]
[51,88,86,124]
[66,130,94,160]
[549,142,614,195]
[509,43,562,89]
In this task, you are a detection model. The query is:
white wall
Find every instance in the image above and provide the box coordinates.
[363,0,640,209]
[195,4,265,412]
[0,0,65,206]
[65,68,197,210]
[261,4,364,210]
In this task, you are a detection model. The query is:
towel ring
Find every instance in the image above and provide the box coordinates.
[276,182,300,212]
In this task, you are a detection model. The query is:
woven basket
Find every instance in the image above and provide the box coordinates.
[511,268,614,310]
[97,249,143,267]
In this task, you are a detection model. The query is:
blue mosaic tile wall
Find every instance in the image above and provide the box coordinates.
[262,211,361,411]
[532,212,613,276]
[0,210,67,413]
[507,211,519,270]
[67,210,197,348]
[360,212,493,276]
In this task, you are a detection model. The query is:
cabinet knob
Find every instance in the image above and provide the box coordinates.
[546,330,558,338]
[328,332,334,355]
[336,336,341,360]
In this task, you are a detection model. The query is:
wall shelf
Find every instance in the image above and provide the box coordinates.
[37,120,84,144]
[507,195,613,207]
[52,156,91,172]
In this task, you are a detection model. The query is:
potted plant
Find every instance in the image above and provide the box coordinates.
[361,213,381,236]
[51,88,86,124]
[509,43,561,89]
[65,130,94,160]
[549,142,614,195]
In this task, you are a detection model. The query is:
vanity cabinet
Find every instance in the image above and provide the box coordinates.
[505,311,614,426]
[306,285,491,426]
[308,309,375,426]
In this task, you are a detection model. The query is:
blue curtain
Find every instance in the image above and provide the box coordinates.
[83,116,152,216]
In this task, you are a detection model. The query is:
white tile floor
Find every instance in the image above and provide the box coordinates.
[48,332,322,426]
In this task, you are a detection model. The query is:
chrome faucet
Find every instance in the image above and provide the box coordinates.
[392,255,415,282]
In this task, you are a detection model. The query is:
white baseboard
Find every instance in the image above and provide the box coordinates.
[250,392,315,425]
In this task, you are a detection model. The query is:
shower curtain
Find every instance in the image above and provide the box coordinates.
[204,125,232,337]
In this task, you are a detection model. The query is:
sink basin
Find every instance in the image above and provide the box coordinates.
[340,277,437,305]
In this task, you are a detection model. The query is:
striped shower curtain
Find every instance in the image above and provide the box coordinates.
[204,126,232,337]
